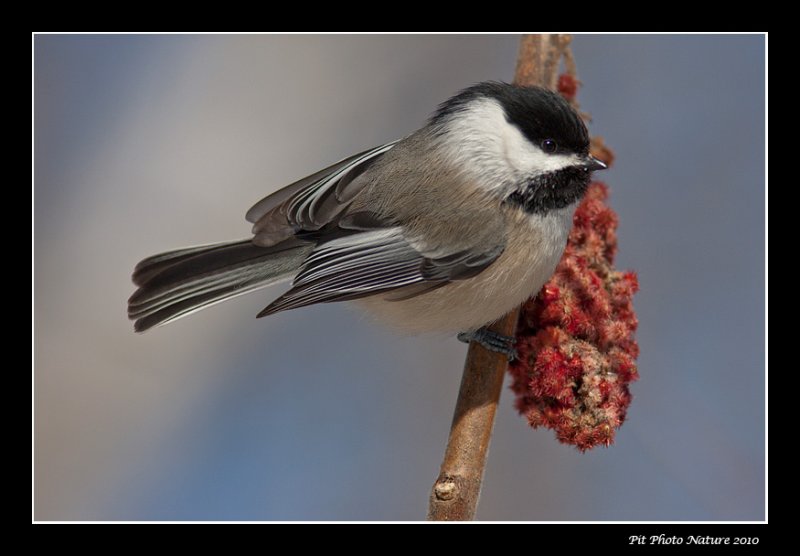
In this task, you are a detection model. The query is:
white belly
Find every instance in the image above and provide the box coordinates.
[355,204,575,334]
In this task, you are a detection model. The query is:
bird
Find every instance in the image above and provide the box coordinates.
[128,82,606,358]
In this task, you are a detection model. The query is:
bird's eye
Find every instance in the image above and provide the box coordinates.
[541,139,557,153]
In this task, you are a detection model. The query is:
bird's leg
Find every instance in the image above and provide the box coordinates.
[457,327,518,362]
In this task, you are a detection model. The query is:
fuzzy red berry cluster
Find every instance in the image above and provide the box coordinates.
[509,181,639,451]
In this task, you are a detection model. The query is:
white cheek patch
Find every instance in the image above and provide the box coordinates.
[439,97,581,193]
[503,132,579,175]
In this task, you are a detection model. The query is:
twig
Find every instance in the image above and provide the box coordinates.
[426,310,518,521]
[427,34,574,521]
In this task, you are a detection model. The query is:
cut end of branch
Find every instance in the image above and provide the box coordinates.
[433,476,457,501]
[427,473,483,521]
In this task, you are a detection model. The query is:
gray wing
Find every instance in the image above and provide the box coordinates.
[257,213,505,317]
[246,142,398,246]
[245,140,505,317]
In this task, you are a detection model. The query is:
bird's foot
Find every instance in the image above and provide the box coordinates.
[457,327,518,362]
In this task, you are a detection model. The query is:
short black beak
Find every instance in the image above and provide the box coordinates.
[581,156,608,172]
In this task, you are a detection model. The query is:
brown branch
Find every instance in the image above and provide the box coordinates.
[426,310,518,520]
[427,34,574,521]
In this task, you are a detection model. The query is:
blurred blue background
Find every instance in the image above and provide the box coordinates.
[34,34,765,521]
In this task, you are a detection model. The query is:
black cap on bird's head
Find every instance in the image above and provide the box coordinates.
[432,82,606,214]
[432,81,594,159]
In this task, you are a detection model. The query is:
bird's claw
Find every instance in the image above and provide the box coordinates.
[458,327,518,362]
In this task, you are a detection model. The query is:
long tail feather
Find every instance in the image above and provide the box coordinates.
[128,239,311,332]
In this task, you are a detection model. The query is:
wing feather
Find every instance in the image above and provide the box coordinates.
[245,143,392,223]
[247,142,397,246]
[257,225,505,317]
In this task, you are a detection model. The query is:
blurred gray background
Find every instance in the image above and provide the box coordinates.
[34,34,765,521]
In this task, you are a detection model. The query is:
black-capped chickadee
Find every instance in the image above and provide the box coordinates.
[128,82,606,357]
